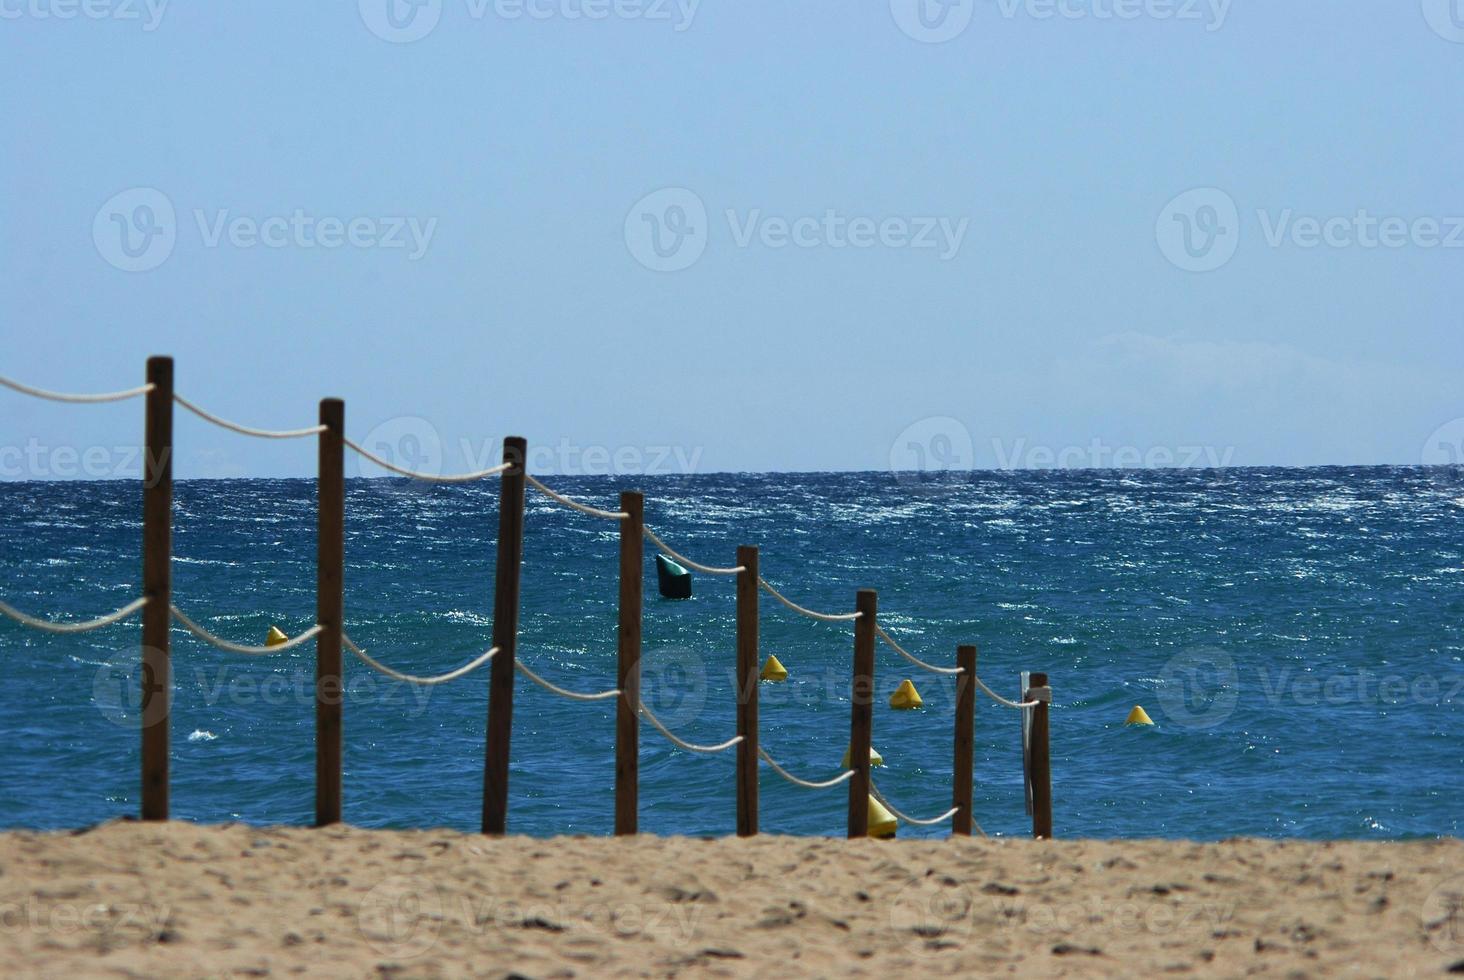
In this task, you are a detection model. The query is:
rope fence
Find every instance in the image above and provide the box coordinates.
[638,698,743,754]
[875,624,966,676]
[0,375,153,404]
[757,746,855,790]
[174,393,327,440]
[171,606,322,655]
[515,659,620,702]
[525,473,629,520]
[644,525,745,575]
[758,577,862,622]
[1,358,1058,841]
[0,596,148,633]
[344,438,512,483]
[342,633,499,686]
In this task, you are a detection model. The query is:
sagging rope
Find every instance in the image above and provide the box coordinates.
[524,474,629,520]
[639,698,743,754]
[978,674,1043,710]
[874,624,965,676]
[759,578,862,622]
[869,780,961,827]
[342,633,498,685]
[344,438,512,484]
[0,596,148,633]
[171,606,321,655]
[643,525,744,576]
[174,393,326,440]
[757,746,854,790]
[0,376,154,404]
[515,659,620,702]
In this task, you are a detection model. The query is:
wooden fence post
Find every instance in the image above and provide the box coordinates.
[615,491,644,835]
[483,436,527,835]
[140,355,172,821]
[846,588,877,838]
[952,644,977,836]
[735,545,759,837]
[315,398,345,826]
[1028,671,1053,839]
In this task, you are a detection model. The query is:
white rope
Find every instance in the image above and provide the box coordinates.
[174,393,326,440]
[870,780,960,827]
[0,376,154,404]
[344,438,512,483]
[975,673,1042,710]
[342,632,498,685]
[171,606,321,655]
[758,578,861,623]
[875,625,965,676]
[643,525,745,576]
[515,659,620,702]
[524,474,629,520]
[757,747,854,790]
[0,596,147,633]
[638,699,743,754]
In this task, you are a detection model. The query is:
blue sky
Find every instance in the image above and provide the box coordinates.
[3,1,1461,479]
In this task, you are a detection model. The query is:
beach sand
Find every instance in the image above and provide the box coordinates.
[0,821,1459,977]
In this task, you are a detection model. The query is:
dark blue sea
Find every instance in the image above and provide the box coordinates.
[2,468,1460,840]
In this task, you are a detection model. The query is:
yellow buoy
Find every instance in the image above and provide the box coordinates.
[759,655,788,682]
[868,796,898,838]
[889,678,923,710]
[841,744,885,768]
[1125,705,1155,726]
[264,625,289,648]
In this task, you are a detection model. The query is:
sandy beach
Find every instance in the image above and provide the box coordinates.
[0,821,1458,977]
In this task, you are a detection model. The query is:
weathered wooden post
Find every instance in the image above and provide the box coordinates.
[483,436,526,835]
[1027,671,1053,839]
[315,398,345,826]
[846,588,877,838]
[615,491,644,835]
[952,643,977,836]
[140,355,172,821]
[735,545,759,837]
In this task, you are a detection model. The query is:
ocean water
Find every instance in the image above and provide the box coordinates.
[1,467,1460,840]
